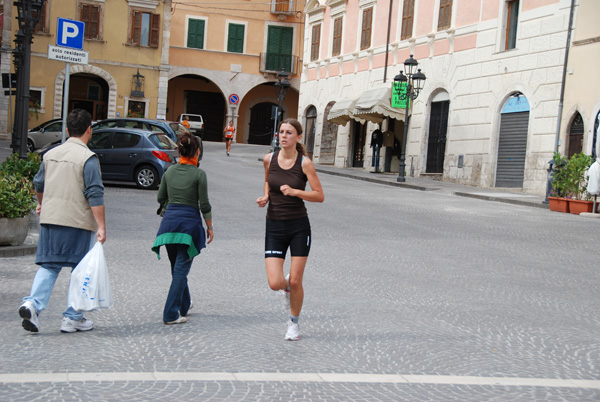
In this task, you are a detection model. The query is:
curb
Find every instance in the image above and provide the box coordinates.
[315,168,430,191]
[453,191,549,210]
[0,244,37,258]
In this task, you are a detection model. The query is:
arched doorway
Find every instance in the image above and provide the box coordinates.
[495,93,530,188]
[320,101,338,164]
[69,73,109,121]
[567,112,584,158]
[249,102,278,145]
[351,120,366,168]
[304,106,317,159]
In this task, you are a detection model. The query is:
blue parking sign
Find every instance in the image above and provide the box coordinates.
[56,18,85,50]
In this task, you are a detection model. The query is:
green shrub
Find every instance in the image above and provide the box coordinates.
[551,152,593,200]
[0,153,41,218]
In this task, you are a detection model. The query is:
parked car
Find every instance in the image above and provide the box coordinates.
[178,113,205,138]
[26,118,64,152]
[87,127,178,189]
[92,117,202,159]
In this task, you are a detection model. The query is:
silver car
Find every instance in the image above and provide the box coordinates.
[27,119,64,152]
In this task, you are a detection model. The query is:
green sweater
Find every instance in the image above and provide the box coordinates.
[157,164,212,220]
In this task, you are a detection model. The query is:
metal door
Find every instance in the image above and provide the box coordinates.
[426,101,449,173]
[495,111,529,187]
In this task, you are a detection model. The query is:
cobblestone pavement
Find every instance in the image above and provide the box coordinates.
[1,142,599,401]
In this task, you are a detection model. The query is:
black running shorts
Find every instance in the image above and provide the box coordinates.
[265,216,311,258]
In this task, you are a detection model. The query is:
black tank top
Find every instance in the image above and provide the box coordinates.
[266,151,308,220]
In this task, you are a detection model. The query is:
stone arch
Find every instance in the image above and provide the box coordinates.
[53,65,117,119]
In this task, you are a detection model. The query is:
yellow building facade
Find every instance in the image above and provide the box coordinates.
[1,0,170,138]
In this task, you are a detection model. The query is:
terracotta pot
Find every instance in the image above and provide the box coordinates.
[568,199,596,215]
[548,197,569,213]
[0,216,30,246]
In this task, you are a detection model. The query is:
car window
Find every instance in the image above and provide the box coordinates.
[89,132,112,150]
[123,121,145,130]
[112,133,141,148]
[149,134,176,150]
[149,124,169,135]
[45,122,62,132]
[94,121,120,129]
[186,115,202,122]
[170,123,189,137]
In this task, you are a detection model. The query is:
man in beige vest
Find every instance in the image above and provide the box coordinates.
[19,109,106,334]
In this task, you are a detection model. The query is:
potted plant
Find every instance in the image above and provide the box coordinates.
[0,153,41,246]
[548,152,569,212]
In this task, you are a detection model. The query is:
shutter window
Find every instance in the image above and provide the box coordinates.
[150,13,160,47]
[81,4,101,40]
[266,26,293,72]
[332,17,342,57]
[131,11,141,45]
[360,7,373,50]
[187,19,205,49]
[401,0,414,40]
[310,24,320,61]
[437,0,452,30]
[227,23,245,53]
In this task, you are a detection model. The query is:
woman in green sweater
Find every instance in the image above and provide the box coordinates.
[152,134,213,325]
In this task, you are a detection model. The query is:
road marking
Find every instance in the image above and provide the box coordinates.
[0,372,599,389]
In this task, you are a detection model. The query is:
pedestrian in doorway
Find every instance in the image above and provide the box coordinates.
[256,118,324,341]
[152,133,213,325]
[370,129,383,172]
[19,109,106,334]
[223,120,235,156]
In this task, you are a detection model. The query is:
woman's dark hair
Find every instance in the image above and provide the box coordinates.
[177,133,200,157]
[279,118,306,156]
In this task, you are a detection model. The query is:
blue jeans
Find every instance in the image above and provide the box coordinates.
[23,263,83,321]
[164,244,193,322]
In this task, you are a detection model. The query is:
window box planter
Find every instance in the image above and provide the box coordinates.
[568,199,596,215]
[548,197,569,213]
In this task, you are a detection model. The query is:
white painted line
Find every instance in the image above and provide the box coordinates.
[0,372,598,389]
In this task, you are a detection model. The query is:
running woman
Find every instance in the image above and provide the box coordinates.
[256,118,324,340]
[223,120,235,156]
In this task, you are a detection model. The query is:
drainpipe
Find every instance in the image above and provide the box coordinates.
[383,0,394,83]
[553,0,577,153]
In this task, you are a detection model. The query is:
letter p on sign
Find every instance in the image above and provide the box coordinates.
[56,18,85,50]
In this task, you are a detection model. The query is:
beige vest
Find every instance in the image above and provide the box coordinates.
[40,137,98,232]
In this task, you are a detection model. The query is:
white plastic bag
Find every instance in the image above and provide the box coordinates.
[68,242,114,312]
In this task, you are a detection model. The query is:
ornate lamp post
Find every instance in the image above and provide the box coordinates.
[272,68,290,151]
[394,55,426,183]
[12,0,46,158]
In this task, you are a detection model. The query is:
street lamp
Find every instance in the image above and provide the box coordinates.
[272,68,290,151]
[394,55,426,183]
[12,0,46,159]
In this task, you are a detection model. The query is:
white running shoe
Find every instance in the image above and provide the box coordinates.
[60,317,94,333]
[285,320,300,341]
[19,301,39,333]
[164,316,188,325]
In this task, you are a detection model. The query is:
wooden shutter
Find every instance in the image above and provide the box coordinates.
[81,4,100,40]
[310,24,320,61]
[227,24,244,53]
[131,11,141,45]
[437,0,452,30]
[34,3,47,33]
[332,17,342,56]
[401,0,414,40]
[360,7,373,50]
[275,0,289,12]
[266,26,293,72]
[187,19,205,49]
[150,13,160,47]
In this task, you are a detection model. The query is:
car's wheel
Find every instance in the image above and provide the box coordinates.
[27,139,34,153]
[134,165,159,190]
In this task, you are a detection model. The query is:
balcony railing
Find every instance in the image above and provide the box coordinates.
[259,53,298,76]
[271,0,295,15]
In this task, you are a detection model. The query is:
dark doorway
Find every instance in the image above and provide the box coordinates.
[567,112,584,158]
[185,90,226,142]
[68,74,109,121]
[352,120,366,167]
[305,106,317,159]
[426,100,449,173]
[320,102,338,164]
[249,102,279,145]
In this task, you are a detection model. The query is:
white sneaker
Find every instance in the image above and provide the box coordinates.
[164,316,187,325]
[60,317,94,333]
[285,320,300,341]
[19,301,39,333]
